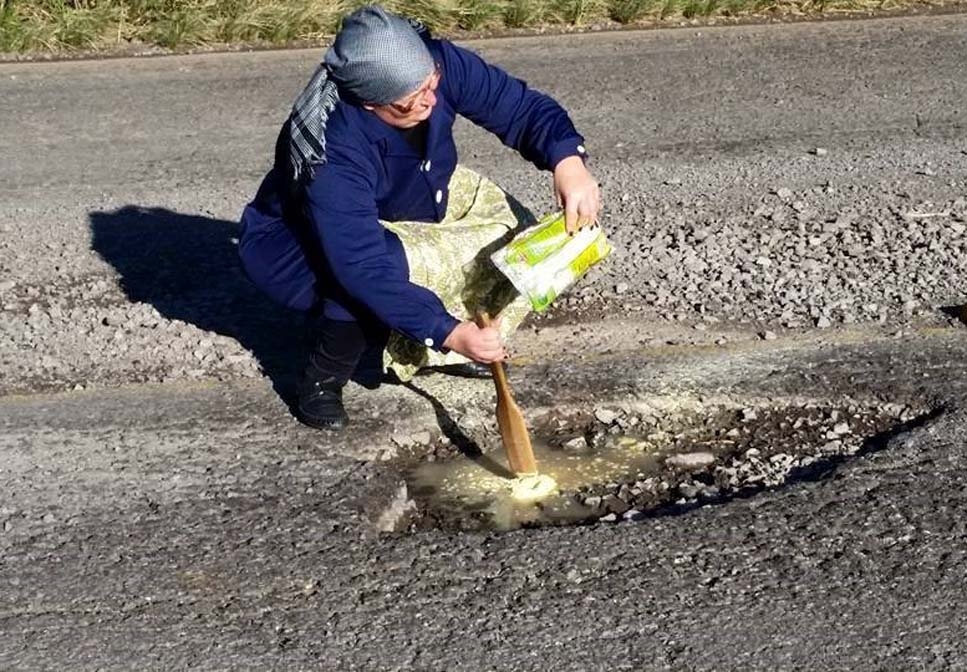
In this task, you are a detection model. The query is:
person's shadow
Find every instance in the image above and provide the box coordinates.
[89,206,307,404]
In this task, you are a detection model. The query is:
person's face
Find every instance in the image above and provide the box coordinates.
[366,65,441,128]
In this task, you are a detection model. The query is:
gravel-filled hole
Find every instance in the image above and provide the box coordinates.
[379,399,935,532]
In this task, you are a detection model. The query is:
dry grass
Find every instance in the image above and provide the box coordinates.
[504,0,550,26]
[0,0,349,52]
[550,0,608,23]
[0,0,954,54]
[609,0,658,22]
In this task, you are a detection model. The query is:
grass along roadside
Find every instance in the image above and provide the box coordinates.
[0,0,961,55]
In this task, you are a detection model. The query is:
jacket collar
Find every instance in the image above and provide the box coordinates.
[352,103,396,145]
[351,102,442,157]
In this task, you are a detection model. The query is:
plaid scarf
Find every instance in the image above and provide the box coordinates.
[288,65,340,182]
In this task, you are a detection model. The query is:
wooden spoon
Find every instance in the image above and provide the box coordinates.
[475,312,538,476]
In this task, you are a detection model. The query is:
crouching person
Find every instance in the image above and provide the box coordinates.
[238,5,600,429]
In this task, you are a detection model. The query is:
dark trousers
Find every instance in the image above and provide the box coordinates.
[305,313,388,389]
[239,208,410,386]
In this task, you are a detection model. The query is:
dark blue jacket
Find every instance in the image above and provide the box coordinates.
[239,38,586,351]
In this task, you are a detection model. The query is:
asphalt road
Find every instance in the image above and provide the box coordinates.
[2,13,967,671]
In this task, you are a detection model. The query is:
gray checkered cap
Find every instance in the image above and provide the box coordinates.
[288,5,434,181]
[325,5,435,105]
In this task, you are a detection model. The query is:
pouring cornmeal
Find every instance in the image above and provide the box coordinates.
[480,212,612,502]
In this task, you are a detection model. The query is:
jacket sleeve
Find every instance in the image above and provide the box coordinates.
[435,39,587,170]
[304,141,460,351]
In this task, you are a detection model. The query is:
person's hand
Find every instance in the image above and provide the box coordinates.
[442,319,506,363]
[553,155,601,234]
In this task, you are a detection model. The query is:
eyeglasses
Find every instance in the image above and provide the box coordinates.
[388,64,441,115]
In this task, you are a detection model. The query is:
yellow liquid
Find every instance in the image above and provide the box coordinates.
[510,474,559,502]
[408,435,660,531]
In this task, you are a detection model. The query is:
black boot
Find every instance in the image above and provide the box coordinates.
[296,318,367,430]
[297,370,349,429]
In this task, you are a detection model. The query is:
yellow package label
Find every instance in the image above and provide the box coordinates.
[504,213,570,266]
[492,212,613,313]
[569,236,610,278]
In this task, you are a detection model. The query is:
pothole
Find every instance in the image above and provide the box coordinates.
[377,398,936,533]
[941,303,967,326]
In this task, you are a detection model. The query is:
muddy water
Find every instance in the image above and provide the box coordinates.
[409,436,660,531]
[401,400,929,532]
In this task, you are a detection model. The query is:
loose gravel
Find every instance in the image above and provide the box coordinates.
[400,397,933,531]
[3,151,965,395]
[1,17,966,396]
[549,164,967,329]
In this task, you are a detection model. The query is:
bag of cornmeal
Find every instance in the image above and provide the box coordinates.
[491,212,612,312]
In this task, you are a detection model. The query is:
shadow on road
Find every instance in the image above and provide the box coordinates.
[940,304,967,326]
[402,380,515,479]
[649,406,946,520]
[89,206,306,406]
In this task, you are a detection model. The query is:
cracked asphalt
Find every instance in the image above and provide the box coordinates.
[2,13,967,671]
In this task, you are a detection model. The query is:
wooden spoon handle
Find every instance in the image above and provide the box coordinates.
[475,312,537,475]
[474,312,508,388]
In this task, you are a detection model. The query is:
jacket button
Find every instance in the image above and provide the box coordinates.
[435,190,443,204]
[577,144,586,154]
[424,160,432,172]
[424,337,434,347]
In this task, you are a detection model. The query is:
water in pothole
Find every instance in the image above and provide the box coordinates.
[403,400,931,532]
[409,436,661,531]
